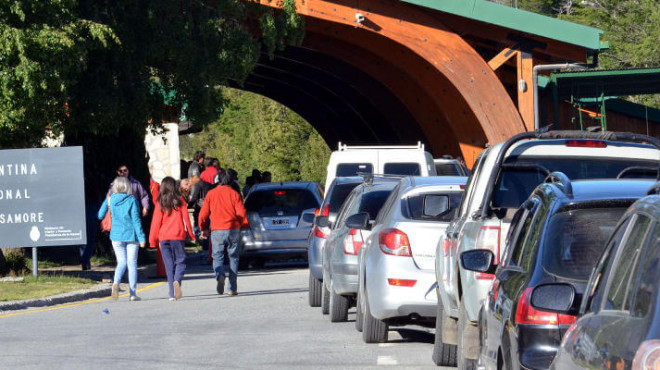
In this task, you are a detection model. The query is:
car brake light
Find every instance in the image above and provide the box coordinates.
[460,185,466,190]
[633,339,660,370]
[475,226,500,280]
[321,203,330,217]
[565,139,607,148]
[388,279,417,287]
[314,208,320,216]
[313,225,328,239]
[515,287,576,325]
[442,238,452,257]
[343,228,363,255]
[379,228,412,257]
[274,190,286,196]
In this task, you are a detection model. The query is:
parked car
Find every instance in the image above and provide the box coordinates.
[324,142,436,193]
[461,173,655,370]
[355,176,467,343]
[308,177,363,307]
[240,181,323,267]
[434,130,660,369]
[527,184,660,369]
[318,176,398,321]
[434,156,469,176]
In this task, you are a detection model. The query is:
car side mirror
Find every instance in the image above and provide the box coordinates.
[345,212,369,230]
[315,215,330,228]
[530,283,577,314]
[301,212,315,224]
[460,249,496,274]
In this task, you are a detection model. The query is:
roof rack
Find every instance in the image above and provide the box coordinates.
[544,171,573,198]
[478,128,660,219]
[357,172,407,185]
[338,141,425,151]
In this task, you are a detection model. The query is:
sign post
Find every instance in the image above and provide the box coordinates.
[0,147,87,276]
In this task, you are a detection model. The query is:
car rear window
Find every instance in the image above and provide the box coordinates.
[328,182,361,213]
[336,163,373,177]
[359,190,394,219]
[384,163,420,175]
[542,207,627,280]
[403,192,463,221]
[435,163,461,176]
[493,157,658,209]
[245,189,319,216]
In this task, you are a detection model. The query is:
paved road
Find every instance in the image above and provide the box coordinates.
[0,255,451,369]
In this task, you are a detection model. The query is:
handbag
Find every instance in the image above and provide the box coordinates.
[100,197,112,231]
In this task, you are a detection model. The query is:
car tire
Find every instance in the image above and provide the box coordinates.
[330,290,350,322]
[321,282,330,315]
[432,302,458,366]
[355,293,364,332]
[362,297,388,343]
[457,300,478,370]
[308,273,322,307]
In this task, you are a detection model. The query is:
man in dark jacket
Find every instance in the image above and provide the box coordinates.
[106,165,150,217]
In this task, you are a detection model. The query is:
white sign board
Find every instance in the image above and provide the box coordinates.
[0,147,86,247]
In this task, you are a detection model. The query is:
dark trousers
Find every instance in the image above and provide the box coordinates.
[160,240,187,298]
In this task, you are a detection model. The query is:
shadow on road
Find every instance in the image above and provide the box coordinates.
[176,287,308,301]
[389,328,435,344]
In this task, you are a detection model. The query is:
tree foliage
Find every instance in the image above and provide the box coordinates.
[180,87,331,185]
[0,0,305,149]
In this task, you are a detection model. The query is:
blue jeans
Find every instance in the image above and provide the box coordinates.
[211,229,240,293]
[111,241,139,296]
[160,240,187,298]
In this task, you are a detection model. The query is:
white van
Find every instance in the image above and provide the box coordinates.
[324,142,436,192]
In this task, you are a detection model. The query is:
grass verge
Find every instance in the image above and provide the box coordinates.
[0,275,97,302]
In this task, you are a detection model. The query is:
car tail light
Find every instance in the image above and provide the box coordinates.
[379,228,412,257]
[633,339,660,370]
[515,287,576,326]
[388,279,417,287]
[442,237,452,257]
[314,208,320,216]
[565,139,607,148]
[313,225,328,239]
[475,226,500,280]
[274,190,286,196]
[320,203,330,217]
[460,185,466,190]
[343,228,363,255]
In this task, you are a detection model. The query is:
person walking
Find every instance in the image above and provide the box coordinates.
[98,176,146,301]
[107,164,150,217]
[150,177,195,301]
[199,171,247,296]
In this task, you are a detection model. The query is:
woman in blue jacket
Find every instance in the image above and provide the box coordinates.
[98,176,146,301]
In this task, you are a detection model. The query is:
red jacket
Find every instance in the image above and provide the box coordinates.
[200,167,220,184]
[199,185,246,230]
[149,196,195,247]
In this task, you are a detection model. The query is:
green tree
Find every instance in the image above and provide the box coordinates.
[181,87,331,185]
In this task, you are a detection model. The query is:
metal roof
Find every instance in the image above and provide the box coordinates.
[547,68,660,99]
[401,0,606,51]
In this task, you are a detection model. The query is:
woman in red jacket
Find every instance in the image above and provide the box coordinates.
[150,177,195,300]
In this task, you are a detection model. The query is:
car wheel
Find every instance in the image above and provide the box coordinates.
[329,290,350,322]
[355,293,364,332]
[362,296,388,343]
[432,302,457,366]
[321,282,330,315]
[308,273,322,307]
[457,300,478,370]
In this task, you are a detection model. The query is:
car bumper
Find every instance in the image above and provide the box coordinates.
[308,236,325,279]
[240,236,309,258]
[367,267,437,320]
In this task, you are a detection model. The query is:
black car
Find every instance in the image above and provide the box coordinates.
[461,173,655,370]
[529,184,660,369]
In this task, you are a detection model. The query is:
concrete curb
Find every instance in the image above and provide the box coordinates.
[0,283,112,312]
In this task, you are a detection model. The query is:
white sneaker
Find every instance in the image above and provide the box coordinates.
[169,297,176,302]
[129,295,141,301]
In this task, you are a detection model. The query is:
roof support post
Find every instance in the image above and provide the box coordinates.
[517,50,534,131]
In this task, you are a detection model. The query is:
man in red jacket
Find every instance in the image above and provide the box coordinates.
[199,170,247,296]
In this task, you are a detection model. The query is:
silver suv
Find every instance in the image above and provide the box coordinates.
[434,130,660,368]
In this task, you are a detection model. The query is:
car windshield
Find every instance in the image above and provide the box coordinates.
[328,182,361,213]
[384,163,420,175]
[435,162,461,176]
[245,189,319,217]
[542,207,627,280]
[493,157,658,209]
[336,163,373,176]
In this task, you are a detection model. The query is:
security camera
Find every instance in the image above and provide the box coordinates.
[355,13,365,24]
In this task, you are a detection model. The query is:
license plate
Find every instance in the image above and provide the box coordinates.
[272,218,290,226]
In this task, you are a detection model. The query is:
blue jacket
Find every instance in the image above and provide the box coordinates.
[97,193,146,243]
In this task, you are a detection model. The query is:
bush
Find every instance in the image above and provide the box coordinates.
[4,249,30,276]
